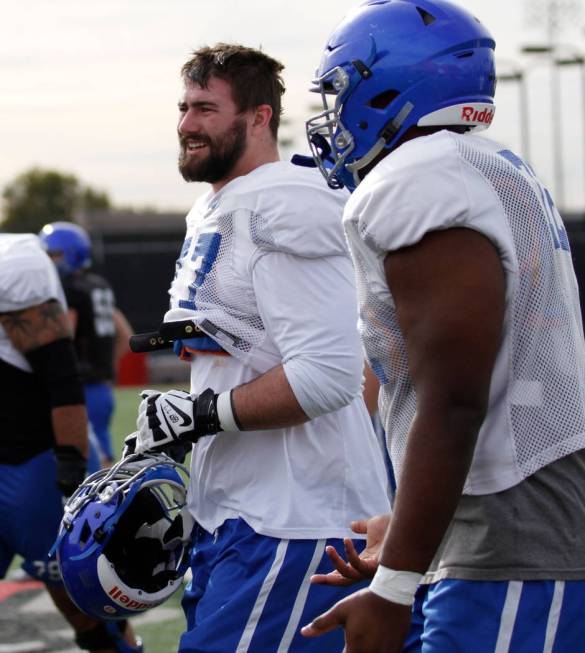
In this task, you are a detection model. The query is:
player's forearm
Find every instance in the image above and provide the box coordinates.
[51,404,89,458]
[113,308,133,361]
[231,364,309,429]
[379,403,484,574]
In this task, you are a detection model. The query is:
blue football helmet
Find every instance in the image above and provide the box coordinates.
[306,0,497,191]
[54,453,194,621]
[39,221,92,275]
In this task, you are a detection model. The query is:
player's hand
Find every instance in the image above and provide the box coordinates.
[135,388,220,454]
[122,432,138,457]
[301,588,411,653]
[311,513,390,587]
[123,431,192,464]
[53,445,87,497]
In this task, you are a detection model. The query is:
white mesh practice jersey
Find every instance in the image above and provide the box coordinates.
[0,234,66,371]
[166,161,390,538]
[344,130,585,495]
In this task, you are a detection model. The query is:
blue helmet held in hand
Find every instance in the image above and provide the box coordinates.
[306,0,497,191]
[54,454,194,621]
[39,221,92,275]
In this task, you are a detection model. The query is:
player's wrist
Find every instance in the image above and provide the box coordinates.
[53,445,87,497]
[216,390,242,432]
[188,388,223,440]
[369,564,422,606]
[53,444,87,462]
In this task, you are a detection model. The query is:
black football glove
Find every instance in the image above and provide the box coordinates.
[54,445,87,497]
[134,388,221,454]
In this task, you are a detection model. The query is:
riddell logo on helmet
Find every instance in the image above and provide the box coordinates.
[461,106,494,125]
[108,586,154,611]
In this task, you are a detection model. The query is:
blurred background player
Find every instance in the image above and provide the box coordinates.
[40,221,133,470]
[301,1,585,652]
[129,43,390,653]
[0,233,142,652]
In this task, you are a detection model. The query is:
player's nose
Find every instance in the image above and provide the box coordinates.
[178,109,202,136]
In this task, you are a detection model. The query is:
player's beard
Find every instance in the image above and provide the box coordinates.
[178,118,247,184]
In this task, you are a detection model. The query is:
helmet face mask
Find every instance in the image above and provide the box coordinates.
[307,0,497,191]
[55,454,194,620]
[306,66,356,190]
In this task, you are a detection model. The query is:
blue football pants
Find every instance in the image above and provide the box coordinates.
[0,450,64,585]
[179,518,368,653]
[404,578,585,652]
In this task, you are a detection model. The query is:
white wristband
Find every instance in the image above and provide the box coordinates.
[216,391,241,432]
[369,565,422,606]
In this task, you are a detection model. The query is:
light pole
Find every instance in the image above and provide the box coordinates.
[522,0,583,210]
[521,45,585,211]
[522,45,566,207]
[498,68,530,163]
[555,55,585,213]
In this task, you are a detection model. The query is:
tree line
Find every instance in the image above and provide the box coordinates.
[1,168,111,233]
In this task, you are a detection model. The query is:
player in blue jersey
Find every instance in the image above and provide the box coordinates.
[301,2,585,652]
[128,43,391,653]
[40,221,133,471]
[0,234,142,653]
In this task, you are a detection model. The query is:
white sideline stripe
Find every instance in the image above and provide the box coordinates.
[47,627,74,640]
[494,581,523,653]
[0,643,45,653]
[236,539,289,653]
[277,539,326,653]
[18,591,55,614]
[543,581,564,653]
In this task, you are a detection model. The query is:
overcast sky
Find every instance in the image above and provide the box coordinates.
[2,0,584,214]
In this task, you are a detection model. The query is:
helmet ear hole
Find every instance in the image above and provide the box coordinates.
[79,520,92,547]
[368,89,400,110]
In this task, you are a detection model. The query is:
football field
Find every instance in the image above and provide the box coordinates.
[0,385,187,653]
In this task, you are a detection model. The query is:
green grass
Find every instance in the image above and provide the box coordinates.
[111,384,189,652]
[132,591,186,653]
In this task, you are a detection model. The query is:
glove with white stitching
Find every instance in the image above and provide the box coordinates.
[134,388,221,454]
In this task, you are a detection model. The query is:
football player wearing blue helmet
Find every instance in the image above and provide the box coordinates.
[40,221,133,475]
[39,221,92,275]
[303,1,585,652]
[0,234,142,653]
[306,0,496,192]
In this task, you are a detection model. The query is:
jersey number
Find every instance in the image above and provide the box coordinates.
[178,232,222,311]
[498,149,570,253]
[91,287,115,337]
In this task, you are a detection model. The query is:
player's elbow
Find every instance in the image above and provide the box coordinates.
[285,351,363,419]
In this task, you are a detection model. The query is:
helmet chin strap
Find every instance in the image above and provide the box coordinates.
[346,101,414,187]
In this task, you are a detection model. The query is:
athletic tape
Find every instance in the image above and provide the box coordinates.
[369,565,422,606]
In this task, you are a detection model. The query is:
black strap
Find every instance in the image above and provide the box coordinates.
[129,319,204,352]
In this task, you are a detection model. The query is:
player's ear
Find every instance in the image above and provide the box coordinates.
[251,104,272,132]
